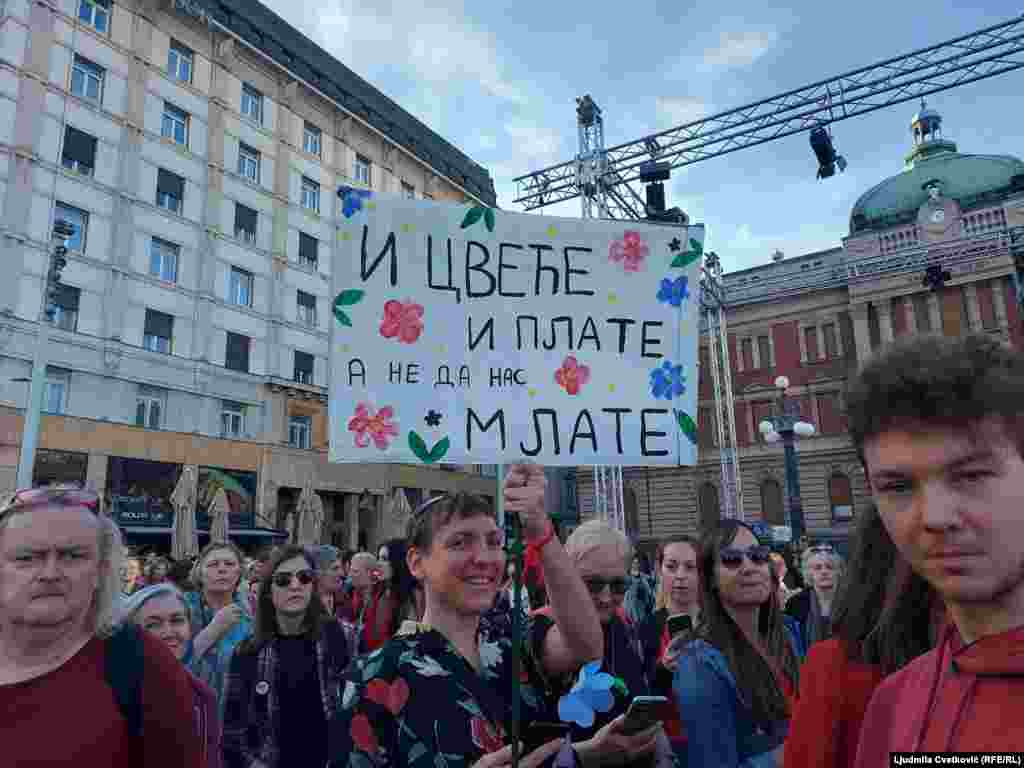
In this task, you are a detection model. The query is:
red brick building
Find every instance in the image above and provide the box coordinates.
[576,104,1024,549]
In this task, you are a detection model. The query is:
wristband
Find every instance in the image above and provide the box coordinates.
[526,519,556,551]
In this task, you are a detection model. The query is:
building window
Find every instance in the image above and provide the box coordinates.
[71,55,104,102]
[156,169,184,214]
[135,386,165,429]
[296,291,316,326]
[241,84,263,124]
[44,367,70,414]
[829,474,854,521]
[804,326,820,361]
[303,122,321,156]
[912,293,932,333]
[143,308,173,354]
[33,449,88,488]
[77,0,110,32]
[54,202,88,252]
[289,415,311,449]
[816,391,844,435]
[229,267,253,307]
[298,232,318,270]
[237,142,260,183]
[234,203,257,243]
[760,478,785,525]
[401,181,415,199]
[354,154,371,186]
[52,285,80,332]
[301,176,320,213]
[221,400,245,438]
[757,335,772,369]
[61,126,96,176]
[161,102,189,146]
[225,331,250,373]
[741,338,754,370]
[149,237,179,283]
[293,350,314,384]
[822,322,839,359]
[167,41,193,83]
[698,483,720,532]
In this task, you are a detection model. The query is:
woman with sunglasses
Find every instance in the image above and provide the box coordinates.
[333,464,610,768]
[675,520,804,768]
[223,545,350,768]
[786,544,844,651]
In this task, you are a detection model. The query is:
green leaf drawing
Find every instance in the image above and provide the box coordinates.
[671,237,704,269]
[483,207,495,232]
[334,307,352,327]
[460,206,484,229]
[612,676,629,696]
[409,431,449,464]
[428,436,450,462]
[675,409,698,445]
[334,289,365,307]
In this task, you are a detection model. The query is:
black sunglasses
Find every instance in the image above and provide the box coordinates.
[272,569,315,588]
[583,576,629,596]
[719,545,772,570]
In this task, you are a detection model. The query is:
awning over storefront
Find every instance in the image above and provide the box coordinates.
[120,526,289,543]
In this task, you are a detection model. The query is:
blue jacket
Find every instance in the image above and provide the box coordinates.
[673,617,804,768]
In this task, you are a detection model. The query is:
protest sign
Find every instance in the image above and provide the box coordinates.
[328,187,703,467]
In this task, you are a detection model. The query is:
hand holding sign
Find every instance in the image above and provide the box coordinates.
[503,463,550,542]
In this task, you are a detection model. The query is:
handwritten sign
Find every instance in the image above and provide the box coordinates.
[328,188,703,467]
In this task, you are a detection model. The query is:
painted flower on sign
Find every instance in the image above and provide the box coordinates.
[350,713,379,753]
[555,356,591,396]
[379,299,424,344]
[470,716,505,754]
[608,231,649,272]
[650,361,686,400]
[348,403,399,450]
[338,185,372,218]
[657,275,690,307]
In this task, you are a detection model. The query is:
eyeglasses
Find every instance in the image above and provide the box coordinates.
[583,576,629,596]
[808,544,835,554]
[272,569,315,588]
[1,487,99,520]
[719,545,772,569]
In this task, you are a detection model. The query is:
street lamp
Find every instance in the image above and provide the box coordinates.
[757,376,816,543]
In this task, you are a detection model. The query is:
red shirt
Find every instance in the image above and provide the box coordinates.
[0,631,206,768]
[785,638,884,768]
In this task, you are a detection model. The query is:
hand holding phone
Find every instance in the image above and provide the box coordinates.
[522,722,569,753]
[667,614,693,637]
[621,696,670,735]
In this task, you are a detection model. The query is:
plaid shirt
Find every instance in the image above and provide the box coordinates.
[222,621,348,768]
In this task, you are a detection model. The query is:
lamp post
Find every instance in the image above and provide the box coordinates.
[16,219,75,490]
[758,376,816,544]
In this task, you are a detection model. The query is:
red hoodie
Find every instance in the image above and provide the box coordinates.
[854,624,1024,763]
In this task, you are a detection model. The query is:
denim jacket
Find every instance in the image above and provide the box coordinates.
[673,618,804,768]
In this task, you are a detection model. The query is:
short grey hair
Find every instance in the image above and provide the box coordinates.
[350,552,378,570]
[120,582,189,626]
[565,519,632,566]
[801,547,845,583]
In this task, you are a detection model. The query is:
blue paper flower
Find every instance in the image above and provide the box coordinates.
[338,185,373,218]
[657,276,690,307]
[558,661,616,728]
[650,361,686,400]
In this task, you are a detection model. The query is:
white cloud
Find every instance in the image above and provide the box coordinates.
[701,29,776,71]
[655,97,709,129]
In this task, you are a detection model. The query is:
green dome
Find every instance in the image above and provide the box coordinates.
[850,151,1024,232]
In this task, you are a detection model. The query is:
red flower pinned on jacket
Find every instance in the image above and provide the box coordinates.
[366,677,410,716]
[351,713,379,754]
[471,716,505,754]
[555,356,591,396]
[380,299,425,344]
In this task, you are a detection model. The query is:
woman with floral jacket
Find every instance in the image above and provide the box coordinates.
[332,464,616,768]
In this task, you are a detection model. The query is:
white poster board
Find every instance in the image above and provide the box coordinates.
[328,188,703,467]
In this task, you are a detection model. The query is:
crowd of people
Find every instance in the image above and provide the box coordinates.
[1,332,1023,767]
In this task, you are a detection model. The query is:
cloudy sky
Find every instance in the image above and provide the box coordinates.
[262,0,1024,272]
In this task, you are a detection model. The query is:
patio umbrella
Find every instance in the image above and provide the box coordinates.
[390,488,412,539]
[294,478,324,547]
[170,466,199,561]
[208,486,231,543]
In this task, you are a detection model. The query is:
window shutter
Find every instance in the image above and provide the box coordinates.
[157,169,185,200]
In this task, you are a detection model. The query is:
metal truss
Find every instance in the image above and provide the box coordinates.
[514,13,1024,213]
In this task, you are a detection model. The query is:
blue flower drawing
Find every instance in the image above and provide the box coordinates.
[338,185,373,219]
[650,361,686,400]
[558,660,617,728]
[657,275,690,307]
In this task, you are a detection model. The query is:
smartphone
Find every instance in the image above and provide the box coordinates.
[667,614,693,637]
[522,722,570,753]
[621,695,671,735]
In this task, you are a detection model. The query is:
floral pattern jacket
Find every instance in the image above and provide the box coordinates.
[330,619,549,768]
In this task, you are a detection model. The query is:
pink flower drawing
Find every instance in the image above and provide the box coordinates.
[555,356,591,396]
[608,231,649,272]
[379,300,425,344]
[348,403,399,450]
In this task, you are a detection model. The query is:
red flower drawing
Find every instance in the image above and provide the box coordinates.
[555,356,591,396]
[366,678,410,716]
[471,716,505,754]
[348,403,399,450]
[608,230,649,272]
[380,299,425,344]
[351,713,379,754]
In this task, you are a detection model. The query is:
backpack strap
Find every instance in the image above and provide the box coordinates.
[105,623,145,739]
